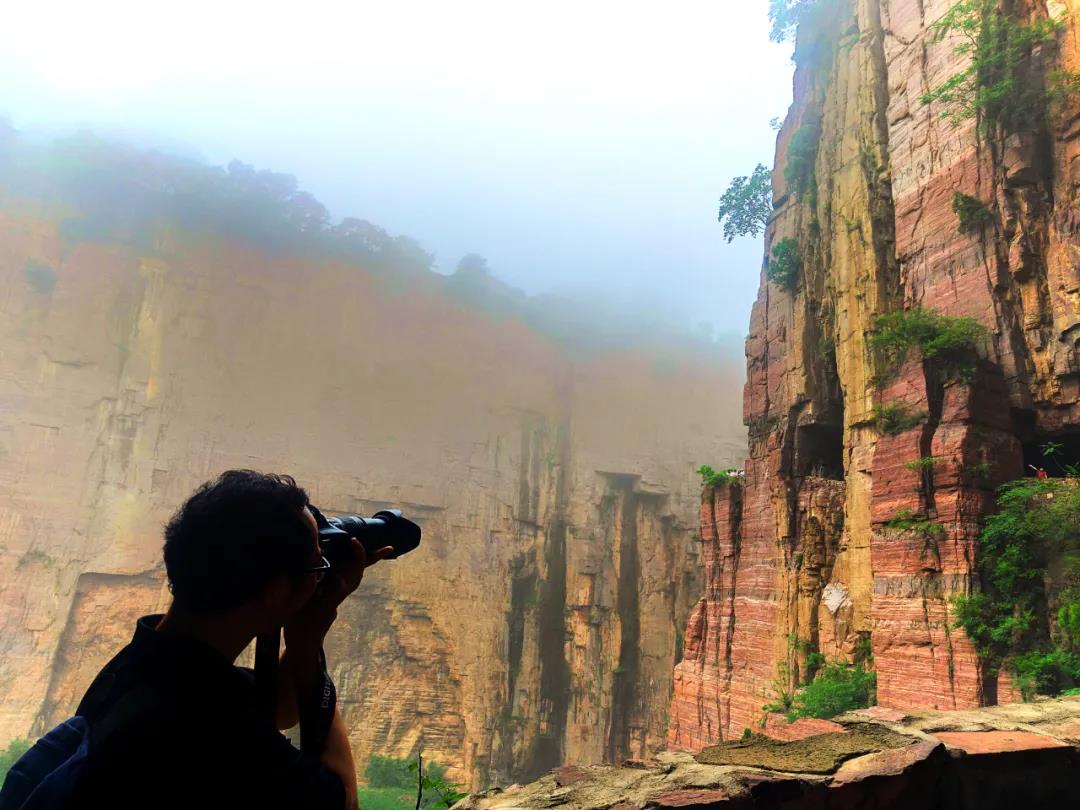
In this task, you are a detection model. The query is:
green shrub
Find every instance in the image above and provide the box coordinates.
[697,465,738,488]
[787,661,876,721]
[361,755,463,809]
[24,261,57,293]
[717,164,772,243]
[869,307,986,381]
[365,755,415,789]
[954,478,1080,697]
[768,238,801,290]
[872,402,926,436]
[952,192,992,234]
[357,786,416,810]
[884,508,946,541]
[1011,649,1080,700]
[920,0,1079,134]
[784,126,819,195]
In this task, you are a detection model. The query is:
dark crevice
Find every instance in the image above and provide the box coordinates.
[606,486,642,762]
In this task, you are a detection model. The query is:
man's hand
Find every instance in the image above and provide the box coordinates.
[323,538,395,606]
[284,539,394,652]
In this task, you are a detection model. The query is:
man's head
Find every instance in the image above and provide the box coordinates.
[163,470,323,624]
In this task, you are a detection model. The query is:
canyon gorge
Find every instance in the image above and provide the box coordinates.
[6,0,1080,803]
[0,184,744,788]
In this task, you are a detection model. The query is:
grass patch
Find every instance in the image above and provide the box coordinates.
[869,307,986,383]
[361,755,466,810]
[884,508,946,541]
[698,465,739,488]
[872,402,926,436]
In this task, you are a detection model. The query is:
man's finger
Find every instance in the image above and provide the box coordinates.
[366,546,395,566]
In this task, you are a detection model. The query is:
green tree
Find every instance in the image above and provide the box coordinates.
[717,164,772,242]
[769,0,818,43]
[784,126,819,195]
[921,0,1078,133]
[767,238,801,290]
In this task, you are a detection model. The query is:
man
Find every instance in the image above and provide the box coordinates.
[69,470,391,809]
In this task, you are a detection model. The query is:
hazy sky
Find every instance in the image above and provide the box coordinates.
[2,0,794,337]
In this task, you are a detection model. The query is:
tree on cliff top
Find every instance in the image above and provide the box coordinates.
[768,0,818,43]
[717,164,772,243]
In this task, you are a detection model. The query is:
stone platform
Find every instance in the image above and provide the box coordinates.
[457,697,1080,809]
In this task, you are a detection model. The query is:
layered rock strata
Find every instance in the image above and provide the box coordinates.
[0,208,745,787]
[464,696,1080,809]
[671,0,1080,747]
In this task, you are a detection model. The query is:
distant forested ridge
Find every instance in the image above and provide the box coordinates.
[0,124,433,274]
[0,123,733,355]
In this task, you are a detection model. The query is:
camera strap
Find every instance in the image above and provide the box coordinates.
[255,630,338,755]
[298,647,337,754]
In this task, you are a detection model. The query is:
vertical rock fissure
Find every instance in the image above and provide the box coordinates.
[526,416,572,781]
[607,490,641,762]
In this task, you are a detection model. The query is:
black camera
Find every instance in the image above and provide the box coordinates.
[309,505,421,564]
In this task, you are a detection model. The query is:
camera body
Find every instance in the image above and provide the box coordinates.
[310,505,421,564]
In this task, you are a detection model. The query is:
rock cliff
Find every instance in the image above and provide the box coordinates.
[670,0,1080,749]
[0,204,744,787]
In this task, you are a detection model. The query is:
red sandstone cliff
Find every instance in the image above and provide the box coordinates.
[670,0,1080,748]
[0,203,745,787]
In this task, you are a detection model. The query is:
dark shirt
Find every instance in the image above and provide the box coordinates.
[72,614,345,810]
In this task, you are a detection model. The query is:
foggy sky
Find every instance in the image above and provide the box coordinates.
[2,0,794,341]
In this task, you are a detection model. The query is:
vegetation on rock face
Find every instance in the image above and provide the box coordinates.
[768,0,819,43]
[360,755,466,810]
[768,238,802,290]
[24,260,57,293]
[884,508,946,542]
[698,465,739,488]
[952,192,992,234]
[765,658,876,722]
[784,126,819,195]
[921,0,1080,133]
[717,164,772,243]
[904,456,945,471]
[872,402,926,436]
[954,477,1080,699]
[869,307,987,382]
[787,661,876,721]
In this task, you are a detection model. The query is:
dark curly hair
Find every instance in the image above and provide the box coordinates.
[163,470,313,613]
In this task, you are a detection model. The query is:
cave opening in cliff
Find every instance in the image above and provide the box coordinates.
[793,423,845,481]
[1022,432,1080,478]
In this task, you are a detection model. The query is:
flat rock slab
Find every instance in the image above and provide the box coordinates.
[695,725,914,775]
[646,788,735,807]
[932,730,1069,754]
